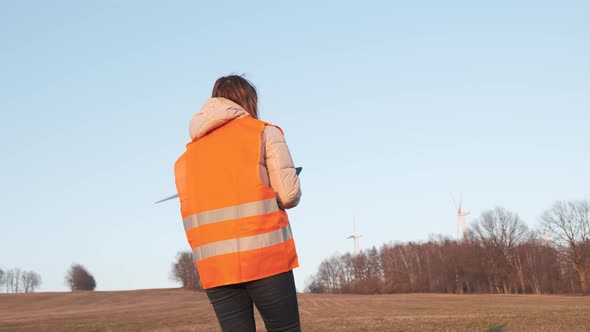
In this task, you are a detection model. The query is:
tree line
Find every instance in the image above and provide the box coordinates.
[3,255,195,293]
[0,263,97,293]
[306,200,590,295]
[0,268,42,293]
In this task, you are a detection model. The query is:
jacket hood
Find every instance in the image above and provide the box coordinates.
[189,97,250,140]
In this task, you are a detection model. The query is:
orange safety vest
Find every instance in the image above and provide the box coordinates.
[174,116,299,289]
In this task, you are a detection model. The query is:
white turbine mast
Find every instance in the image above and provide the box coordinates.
[347,220,362,255]
[451,193,470,239]
[543,227,550,245]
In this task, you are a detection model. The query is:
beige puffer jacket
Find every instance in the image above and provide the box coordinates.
[189,98,301,209]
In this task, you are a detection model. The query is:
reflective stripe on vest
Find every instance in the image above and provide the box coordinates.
[192,224,293,261]
[183,198,279,232]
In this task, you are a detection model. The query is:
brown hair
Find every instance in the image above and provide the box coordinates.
[211,75,258,118]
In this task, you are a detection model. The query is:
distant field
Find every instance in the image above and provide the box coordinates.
[1,289,589,331]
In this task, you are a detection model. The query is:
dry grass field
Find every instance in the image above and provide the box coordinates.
[1,289,589,331]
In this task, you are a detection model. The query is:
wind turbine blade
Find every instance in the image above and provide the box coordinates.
[154,193,179,204]
[459,193,463,212]
[450,193,458,210]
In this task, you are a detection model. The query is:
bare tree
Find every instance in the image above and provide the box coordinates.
[541,200,590,294]
[21,271,42,293]
[5,269,23,293]
[316,255,342,293]
[467,207,529,293]
[0,269,5,292]
[339,253,355,291]
[469,207,529,252]
[65,263,96,291]
[304,274,325,293]
[171,251,202,290]
[1,269,42,293]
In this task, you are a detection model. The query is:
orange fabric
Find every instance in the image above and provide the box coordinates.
[176,117,275,216]
[174,116,299,289]
[196,239,298,289]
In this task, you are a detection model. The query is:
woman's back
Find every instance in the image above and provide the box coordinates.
[189,97,301,209]
[174,75,302,331]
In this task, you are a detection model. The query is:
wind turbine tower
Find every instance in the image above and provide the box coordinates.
[347,222,362,255]
[543,228,550,245]
[451,193,470,239]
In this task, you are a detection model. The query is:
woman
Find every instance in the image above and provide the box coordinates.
[174,75,302,332]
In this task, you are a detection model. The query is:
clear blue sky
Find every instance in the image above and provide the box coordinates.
[1,1,589,292]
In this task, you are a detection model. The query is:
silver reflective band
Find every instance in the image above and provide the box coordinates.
[192,225,293,261]
[183,198,279,232]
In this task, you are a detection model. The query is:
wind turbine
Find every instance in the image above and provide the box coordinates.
[543,227,550,245]
[451,193,470,239]
[346,221,362,255]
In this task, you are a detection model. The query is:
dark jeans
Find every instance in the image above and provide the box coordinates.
[205,270,301,332]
